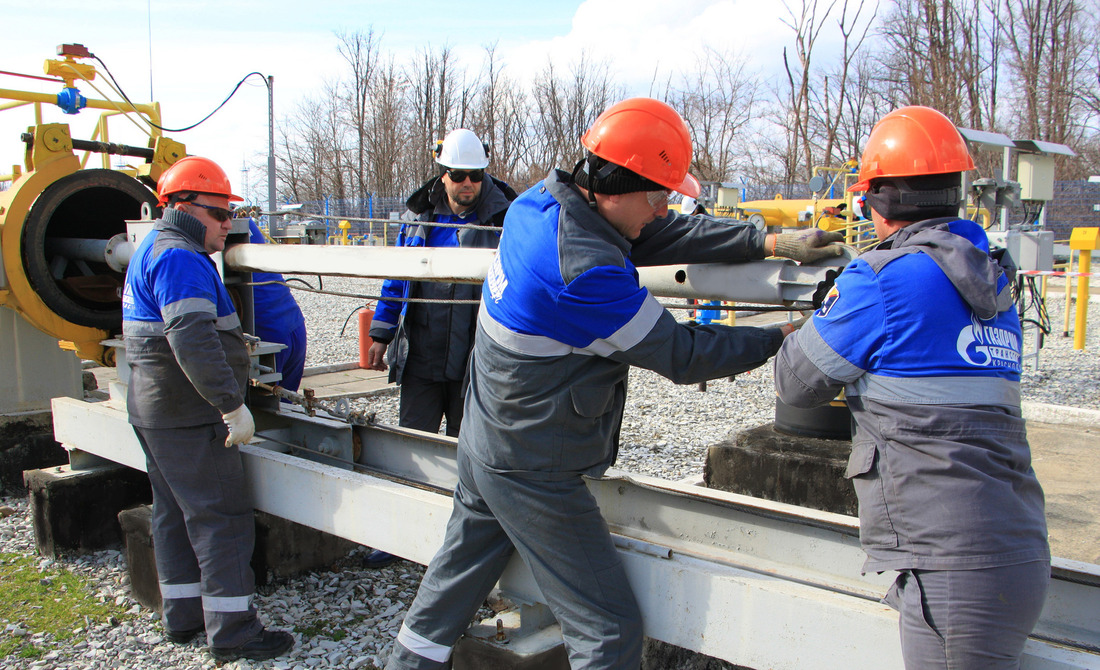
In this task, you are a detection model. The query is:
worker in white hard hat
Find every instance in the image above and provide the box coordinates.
[363,129,517,568]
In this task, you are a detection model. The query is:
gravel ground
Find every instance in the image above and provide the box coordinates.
[1,275,1097,669]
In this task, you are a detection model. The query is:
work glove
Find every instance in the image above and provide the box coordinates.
[772,229,846,264]
[222,404,255,448]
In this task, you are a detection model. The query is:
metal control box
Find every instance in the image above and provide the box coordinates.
[988,230,1054,272]
[1017,153,1056,201]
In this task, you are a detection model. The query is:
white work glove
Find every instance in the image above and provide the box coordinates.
[772,229,846,264]
[222,404,255,448]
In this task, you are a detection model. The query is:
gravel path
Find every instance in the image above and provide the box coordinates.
[1,275,1097,669]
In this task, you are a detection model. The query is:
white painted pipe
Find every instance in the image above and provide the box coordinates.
[222,242,852,305]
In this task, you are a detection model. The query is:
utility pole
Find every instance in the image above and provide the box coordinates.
[267,75,277,235]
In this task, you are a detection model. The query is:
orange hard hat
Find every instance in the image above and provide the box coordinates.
[581,97,700,198]
[157,156,243,205]
[848,106,975,193]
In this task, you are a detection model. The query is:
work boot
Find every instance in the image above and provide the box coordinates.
[210,628,294,662]
[363,549,400,569]
[165,625,204,644]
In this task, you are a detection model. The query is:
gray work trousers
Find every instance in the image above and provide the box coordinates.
[399,376,465,437]
[884,561,1050,669]
[134,424,264,648]
[386,448,642,670]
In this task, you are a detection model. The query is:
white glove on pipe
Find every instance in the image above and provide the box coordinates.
[222,404,255,448]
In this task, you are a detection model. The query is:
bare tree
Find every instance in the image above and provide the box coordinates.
[780,0,838,184]
[877,0,999,129]
[1004,0,1098,177]
[662,47,761,182]
[468,44,532,187]
[335,28,381,198]
[406,46,466,182]
[529,53,621,183]
[809,0,878,167]
[365,56,411,196]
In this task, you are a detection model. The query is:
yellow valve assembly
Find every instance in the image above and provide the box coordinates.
[1,45,186,365]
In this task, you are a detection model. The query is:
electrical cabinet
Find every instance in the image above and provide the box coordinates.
[1017,153,1055,201]
[988,230,1054,272]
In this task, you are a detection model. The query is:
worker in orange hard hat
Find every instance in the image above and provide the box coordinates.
[775,106,1049,669]
[384,98,843,670]
[123,155,294,662]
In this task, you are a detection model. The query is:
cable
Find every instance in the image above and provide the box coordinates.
[93,51,266,133]
[283,277,316,290]
[1013,276,1051,339]
[339,303,375,338]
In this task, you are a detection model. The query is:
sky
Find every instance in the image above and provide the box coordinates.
[0,0,828,204]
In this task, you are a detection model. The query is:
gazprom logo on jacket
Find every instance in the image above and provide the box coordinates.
[818,285,840,317]
[487,255,508,303]
[956,313,1021,369]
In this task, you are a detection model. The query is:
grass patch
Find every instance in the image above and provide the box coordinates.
[0,552,128,660]
[293,613,362,643]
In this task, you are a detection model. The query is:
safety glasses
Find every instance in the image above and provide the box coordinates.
[646,189,671,208]
[189,202,234,222]
[446,168,485,184]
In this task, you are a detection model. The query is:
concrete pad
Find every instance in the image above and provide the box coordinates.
[705,423,857,516]
[0,411,68,494]
[25,464,151,556]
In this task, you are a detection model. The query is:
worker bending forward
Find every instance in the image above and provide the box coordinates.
[774,106,1049,669]
[385,98,844,670]
[122,156,294,662]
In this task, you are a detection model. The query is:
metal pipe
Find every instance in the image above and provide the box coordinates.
[45,238,108,263]
[44,234,134,273]
[223,242,848,305]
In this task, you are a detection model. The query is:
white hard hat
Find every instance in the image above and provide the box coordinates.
[435,129,490,169]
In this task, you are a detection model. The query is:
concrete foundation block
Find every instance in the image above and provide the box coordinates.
[0,412,68,495]
[642,638,751,669]
[455,607,569,670]
[704,422,857,516]
[251,510,359,586]
[117,505,162,612]
[24,464,152,557]
[117,504,360,609]
[454,636,569,670]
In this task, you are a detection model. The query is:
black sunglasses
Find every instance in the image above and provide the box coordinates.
[445,168,484,183]
[188,202,234,222]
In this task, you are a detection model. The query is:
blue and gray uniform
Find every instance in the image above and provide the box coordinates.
[387,170,784,670]
[774,217,1049,668]
[122,207,262,648]
[369,174,515,435]
[248,220,307,392]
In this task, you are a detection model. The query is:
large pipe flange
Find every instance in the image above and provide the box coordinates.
[20,168,158,331]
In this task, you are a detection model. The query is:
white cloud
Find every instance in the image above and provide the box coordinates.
[496,0,794,92]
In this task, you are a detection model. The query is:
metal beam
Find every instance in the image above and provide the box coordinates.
[50,395,1100,668]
